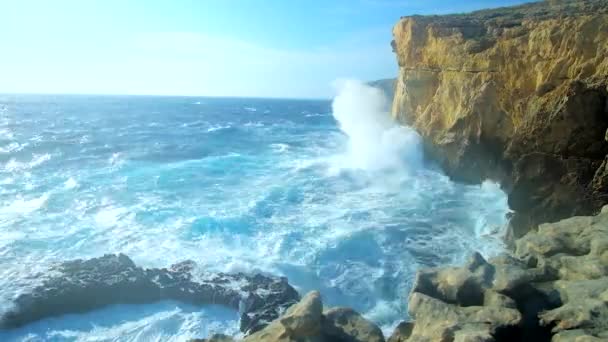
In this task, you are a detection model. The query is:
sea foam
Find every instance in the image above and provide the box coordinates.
[331,80,422,172]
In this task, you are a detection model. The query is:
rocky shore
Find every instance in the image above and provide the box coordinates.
[1,1,606,341]
[192,1,608,341]
[0,254,300,335]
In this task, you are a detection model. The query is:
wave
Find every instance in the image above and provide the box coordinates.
[3,153,51,172]
[0,192,50,217]
[243,121,264,128]
[108,152,125,167]
[0,142,27,154]
[206,124,232,132]
[270,143,289,153]
[0,128,14,140]
[331,80,423,172]
[0,302,240,342]
[64,177,79,190]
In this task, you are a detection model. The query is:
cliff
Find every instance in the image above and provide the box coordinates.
[391,0,608,237]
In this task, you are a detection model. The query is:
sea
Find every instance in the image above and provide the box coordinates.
[0,81,509,341]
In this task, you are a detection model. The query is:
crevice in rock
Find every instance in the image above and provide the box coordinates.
[500,284,562,342]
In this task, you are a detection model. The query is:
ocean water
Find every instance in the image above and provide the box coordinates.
[0,82,509,341]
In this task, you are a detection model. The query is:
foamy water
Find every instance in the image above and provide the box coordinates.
[0,87,509,341]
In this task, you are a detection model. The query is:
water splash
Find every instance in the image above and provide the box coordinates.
[331,80,422,172]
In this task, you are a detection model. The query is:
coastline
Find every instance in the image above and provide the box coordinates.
[1,1,606,341]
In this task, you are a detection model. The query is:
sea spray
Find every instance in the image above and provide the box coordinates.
[0,94,509,341]
[331,80,422,172]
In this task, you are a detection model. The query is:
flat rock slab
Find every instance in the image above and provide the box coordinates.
[0,254,299,335]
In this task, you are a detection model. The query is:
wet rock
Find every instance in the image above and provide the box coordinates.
[0,254,299,334]
[411,252,493,306]
[387,321,414,342]
[190,335,236,342]
[392,206,608,340]
[241,291,385,342]
[243,291,324,342]
[404,292,521,341]
[323,307,385,342]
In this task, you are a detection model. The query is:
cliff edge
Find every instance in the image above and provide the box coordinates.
[391,0,608,237]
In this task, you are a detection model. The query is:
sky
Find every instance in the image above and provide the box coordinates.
[0,0,536,99]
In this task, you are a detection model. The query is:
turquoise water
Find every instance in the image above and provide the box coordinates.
[0,83,508,341]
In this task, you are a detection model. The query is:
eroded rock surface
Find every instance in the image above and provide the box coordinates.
[391,0,608,237]
[0,254,299,335]
[193,291,385,342]
[391,206,608,341]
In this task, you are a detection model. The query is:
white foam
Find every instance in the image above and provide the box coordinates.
[0,177,13,185]
[3,153,51,172]
[94,206,131,228]
[0,142,27,153]
[270,143,289,153]
[2,304,240,342]
[331,80,423,172]
[0,128,14,140]
[244,121,264,127]
[244,107,257,112]
[64,177,79,190]
[206,124,232,132]
[0,193,50,216]
[109,152,124,167]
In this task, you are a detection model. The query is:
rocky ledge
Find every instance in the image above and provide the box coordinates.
[192,291,385,342]
[0,254,299,335]
[391,0,608,238]
[388,205,608,341]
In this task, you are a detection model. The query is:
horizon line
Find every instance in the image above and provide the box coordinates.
[0,91,332,102]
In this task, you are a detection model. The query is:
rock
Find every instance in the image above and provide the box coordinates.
[539,278,608,336]
[242,291,385,342]
[244,291,324,342]
[323,307,385,342]
[190,335,236,342]
[387,321,413,342]
[411,252,493,306]
[391,207,608,340]
[391,0,608,237]
[0,254,300,334]
[552,330,606,341]
[404,292,521,341]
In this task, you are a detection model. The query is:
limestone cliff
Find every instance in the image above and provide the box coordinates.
[391,0,608,237]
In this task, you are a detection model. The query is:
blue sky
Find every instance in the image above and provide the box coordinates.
[0,0,535,98]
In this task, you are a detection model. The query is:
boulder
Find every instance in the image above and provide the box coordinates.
[404,293,521,341]
[243,291,324,342]
[240,291,385,342]
[323,307,385,342]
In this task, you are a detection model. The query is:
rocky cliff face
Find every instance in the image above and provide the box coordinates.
[391,0,608,237]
